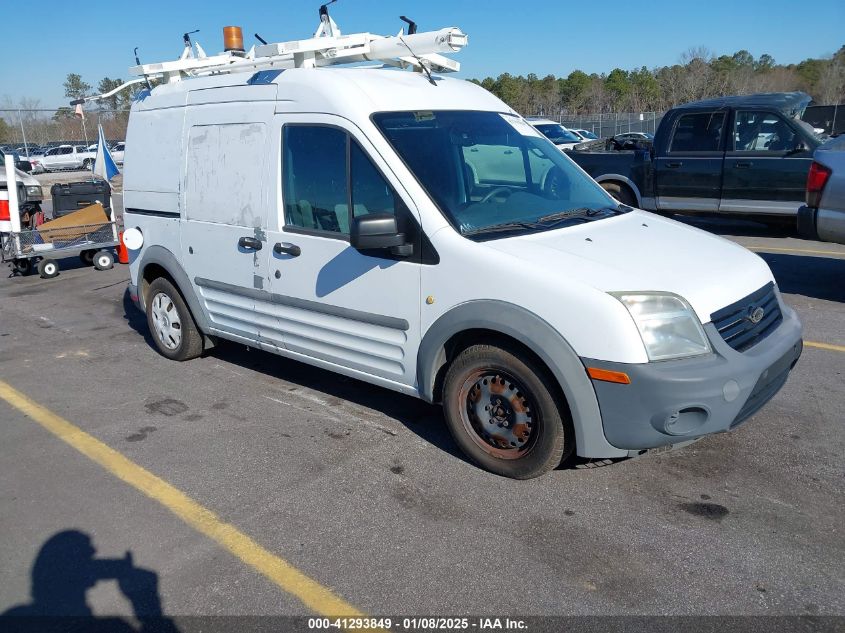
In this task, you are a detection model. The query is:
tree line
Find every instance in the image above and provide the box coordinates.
[0,73,143,146]
[469,46,845,116]
[2,45,844,145]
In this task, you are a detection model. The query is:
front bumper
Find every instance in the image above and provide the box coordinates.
[583,304,803,451]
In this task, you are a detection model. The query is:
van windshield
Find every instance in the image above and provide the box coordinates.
[373,110,623,239]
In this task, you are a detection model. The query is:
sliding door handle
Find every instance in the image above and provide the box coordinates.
[274,242,301,257]
[666,161,683,168]
[238,236,263,251]
[734,161,752,168]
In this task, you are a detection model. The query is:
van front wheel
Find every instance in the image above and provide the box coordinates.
[442,344,571,479]
[146,277,203,361]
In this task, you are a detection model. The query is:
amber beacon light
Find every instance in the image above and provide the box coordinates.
[223,26,245,52]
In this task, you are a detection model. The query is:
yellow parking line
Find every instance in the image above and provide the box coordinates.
[0,379,363,617]
[805,341,845,353]
[747,246,845,257]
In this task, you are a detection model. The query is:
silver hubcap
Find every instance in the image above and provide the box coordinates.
[459,371,536,460]
[151,292,182,350]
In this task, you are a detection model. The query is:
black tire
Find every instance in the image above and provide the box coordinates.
[93,250,114,271]
[80,250,96,265]
[12,259,33,275]
[37,258,59,279]
[601,181,637,207]
[83,158,94,170]
[145,277,203,361]
[442,343,573,479]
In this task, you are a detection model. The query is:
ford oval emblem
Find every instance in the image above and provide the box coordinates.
[749,306,765,324]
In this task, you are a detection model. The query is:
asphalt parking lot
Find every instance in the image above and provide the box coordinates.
[0,213,843,624]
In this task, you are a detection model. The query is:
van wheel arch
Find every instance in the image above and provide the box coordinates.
[433,329,571,416]
[418,300,625,460]
[138,254,216,350]
[141,263,178,310]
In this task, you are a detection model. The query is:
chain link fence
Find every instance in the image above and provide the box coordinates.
[0,109,129,157]
[531,112,663,139]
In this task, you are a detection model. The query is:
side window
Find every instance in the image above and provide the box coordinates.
[669,112,725,152]
[60,147,72,155]
[283,126,349,234]
[350,140,401,219]
[734,110,797,152]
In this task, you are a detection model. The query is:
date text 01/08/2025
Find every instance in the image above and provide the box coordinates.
[307,617,528,630]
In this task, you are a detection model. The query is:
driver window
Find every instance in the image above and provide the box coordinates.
[283,125,349,234]
[350,140,401,219]
[734,111,797,152]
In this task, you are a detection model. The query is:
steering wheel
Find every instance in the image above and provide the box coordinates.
[543,166,569,199]
[480,187,513,204]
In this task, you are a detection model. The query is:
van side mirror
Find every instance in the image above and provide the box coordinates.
[350,213,412,256]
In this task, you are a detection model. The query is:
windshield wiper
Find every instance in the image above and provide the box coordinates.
[535,206,626,225]
[462,221,541,237]
[464,206,629,238]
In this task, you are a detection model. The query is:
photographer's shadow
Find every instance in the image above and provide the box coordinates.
[2,530,179,633]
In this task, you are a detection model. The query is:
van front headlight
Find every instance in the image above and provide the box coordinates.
[612,292,711,361]
[25,185,43,201]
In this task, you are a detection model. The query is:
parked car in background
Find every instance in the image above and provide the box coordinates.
[39,145,96,171]
[14,146,41,158]
[525,117,583,149]
[797,136,845,244]
[567,92,821,217]
[570,128,599,141]
[110,141,126,165]
[0,147,44,224]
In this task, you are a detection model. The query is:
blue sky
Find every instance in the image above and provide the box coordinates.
[2,0,843,108]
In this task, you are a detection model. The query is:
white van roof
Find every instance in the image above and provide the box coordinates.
[134,67,511,117]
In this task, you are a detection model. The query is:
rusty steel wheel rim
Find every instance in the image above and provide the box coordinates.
[458,369,538,460]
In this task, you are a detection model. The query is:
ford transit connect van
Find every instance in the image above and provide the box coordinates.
[121,33,802,479]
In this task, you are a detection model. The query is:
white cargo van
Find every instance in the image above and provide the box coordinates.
[116,20,802,478]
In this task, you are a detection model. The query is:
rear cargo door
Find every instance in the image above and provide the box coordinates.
[655,110,726,212]
[720,109,813,215]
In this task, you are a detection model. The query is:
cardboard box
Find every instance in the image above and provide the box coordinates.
[37,203,110,243]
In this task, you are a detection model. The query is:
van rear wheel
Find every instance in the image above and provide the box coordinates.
[146,277,203,361]
[442,343,571,479]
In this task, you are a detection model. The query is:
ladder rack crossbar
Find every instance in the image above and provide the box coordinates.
[128,27,466,83]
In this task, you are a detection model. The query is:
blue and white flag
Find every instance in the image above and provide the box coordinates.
[93,123,120,181]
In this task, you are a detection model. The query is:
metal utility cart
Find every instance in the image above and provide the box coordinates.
[2,220,119,278]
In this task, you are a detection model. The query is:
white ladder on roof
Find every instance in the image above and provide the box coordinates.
[130,15,467,84]
[75,16,467,105]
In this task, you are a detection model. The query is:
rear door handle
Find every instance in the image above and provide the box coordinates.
[734,161,752,168]
[666,161,683,168]
[238,236,263,251]
[273,242,301,257]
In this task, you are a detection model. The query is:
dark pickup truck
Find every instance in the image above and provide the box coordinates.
[567,92,823,218]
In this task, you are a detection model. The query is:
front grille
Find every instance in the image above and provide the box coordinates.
[711,282,782,352]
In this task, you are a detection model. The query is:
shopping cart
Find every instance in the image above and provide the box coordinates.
[1,220,120,278]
